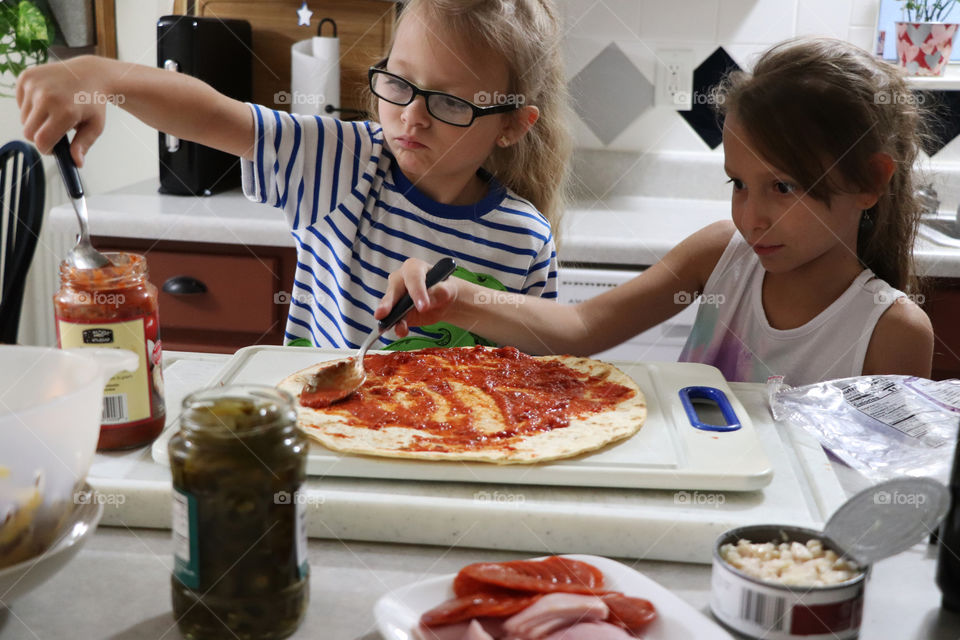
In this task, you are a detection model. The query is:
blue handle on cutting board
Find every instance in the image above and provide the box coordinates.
[678,386,741,432]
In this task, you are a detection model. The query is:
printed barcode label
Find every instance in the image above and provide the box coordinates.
[172,492,190,562]
[740,588,787,631]
[172,488,200,589]
[295,491,308,579]
[101,394,128,424]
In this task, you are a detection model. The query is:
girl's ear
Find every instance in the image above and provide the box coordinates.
[870,152,896,187]
[859,152,896,210]
[498,105,540,146]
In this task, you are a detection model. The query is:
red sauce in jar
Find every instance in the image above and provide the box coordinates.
[54,252,165,449]
[306,346,634,454]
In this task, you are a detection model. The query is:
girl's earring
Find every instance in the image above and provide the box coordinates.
[498,136,510,147]
[859,210,875,236]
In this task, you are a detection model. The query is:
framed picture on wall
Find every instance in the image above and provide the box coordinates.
[876,0,960,62]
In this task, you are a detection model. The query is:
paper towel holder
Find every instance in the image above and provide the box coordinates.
[318,18,337,38]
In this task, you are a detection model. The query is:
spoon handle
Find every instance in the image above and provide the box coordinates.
[53,135,84,199]
[378,257,457,332]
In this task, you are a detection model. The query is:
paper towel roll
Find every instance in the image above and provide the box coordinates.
[290,37,340,116]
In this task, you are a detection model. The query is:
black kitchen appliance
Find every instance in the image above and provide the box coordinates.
[156,15,252,196]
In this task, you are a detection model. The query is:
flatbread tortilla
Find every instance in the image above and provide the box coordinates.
[278,346,647,464]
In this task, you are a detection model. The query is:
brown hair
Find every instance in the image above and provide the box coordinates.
[713,37,927,292]
[368,0,572,235]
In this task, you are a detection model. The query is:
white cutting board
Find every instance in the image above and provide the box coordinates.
[152,346,773,491]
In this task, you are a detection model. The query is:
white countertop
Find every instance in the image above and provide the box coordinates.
[2,351,957,639]
[48,179,960,276]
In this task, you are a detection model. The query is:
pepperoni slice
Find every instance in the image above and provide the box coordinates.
[601,592,657,632]
[452,572,529,598]
[458,556,606,595]
[420,593,539,627]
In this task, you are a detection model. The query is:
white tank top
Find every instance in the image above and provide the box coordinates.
[678,233,905,386]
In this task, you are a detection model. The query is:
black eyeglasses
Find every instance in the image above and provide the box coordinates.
[368,60,520,127]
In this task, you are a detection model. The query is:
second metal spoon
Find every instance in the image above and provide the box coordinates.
[300,257,458,407]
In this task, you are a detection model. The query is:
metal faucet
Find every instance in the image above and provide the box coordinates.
[915,184,940,218]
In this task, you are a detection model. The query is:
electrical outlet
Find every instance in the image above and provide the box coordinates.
[654,49,695,111]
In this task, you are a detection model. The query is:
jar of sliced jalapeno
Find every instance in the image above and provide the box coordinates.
[168,385,309,640]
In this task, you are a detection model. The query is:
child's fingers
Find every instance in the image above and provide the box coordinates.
[72,119,103,167]
[20,108,48,148]
[403,261,433,311]
[428,282,455,308]
[394,320,409,338]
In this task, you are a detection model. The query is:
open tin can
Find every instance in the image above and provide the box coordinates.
[710,477,950,640]
[711,524,866,639]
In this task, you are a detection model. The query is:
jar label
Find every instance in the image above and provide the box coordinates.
[57,314,163,426]
[172,488,200,589]
[295,490,308,579]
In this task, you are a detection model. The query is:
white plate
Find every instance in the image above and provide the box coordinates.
[373,554,734,639]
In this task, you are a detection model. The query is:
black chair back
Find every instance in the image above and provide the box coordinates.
[0,141,45,344]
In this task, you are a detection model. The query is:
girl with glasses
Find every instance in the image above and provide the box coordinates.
[17,0,572,350]
[378,38,935,386]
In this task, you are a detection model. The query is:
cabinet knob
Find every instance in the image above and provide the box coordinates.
[162,276,208,295]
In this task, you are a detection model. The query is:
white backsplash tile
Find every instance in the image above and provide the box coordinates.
[846,25,877,51]
[850,0,882,27]
[562,0,643,41]
[570,148,729,201]
[638,0,720,42]
[563,36,610,78]
[716,0,798,45]
[796,0,853,38]
[722,43,771,70]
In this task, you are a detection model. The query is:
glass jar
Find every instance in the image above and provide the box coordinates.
[168,385,309,640]
[53,252,165,450]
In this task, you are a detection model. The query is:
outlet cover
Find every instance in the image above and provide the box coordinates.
[655,49,695,111]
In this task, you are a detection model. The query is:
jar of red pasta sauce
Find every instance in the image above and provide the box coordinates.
[54,252,165,449]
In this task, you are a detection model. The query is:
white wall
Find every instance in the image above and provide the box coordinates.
[0,1,172,199]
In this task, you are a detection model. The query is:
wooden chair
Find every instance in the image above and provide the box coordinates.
[0,141,45,344]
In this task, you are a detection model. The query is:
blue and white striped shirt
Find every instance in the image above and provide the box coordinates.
[240,105,559,349]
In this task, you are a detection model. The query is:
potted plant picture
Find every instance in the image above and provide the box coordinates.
[0,0,51,97]
[896,0,960,76]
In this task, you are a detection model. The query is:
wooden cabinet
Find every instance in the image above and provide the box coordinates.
[93,236,297,353]
[174,0,397,113]
[924,278,960,380]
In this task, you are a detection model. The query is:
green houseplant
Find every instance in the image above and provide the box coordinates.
[0,0,52,97]
[897,0,960,76]
[902,0,960,21]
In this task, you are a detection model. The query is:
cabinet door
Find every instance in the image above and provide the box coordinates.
[924,278,960,380]
[93,237,296,353]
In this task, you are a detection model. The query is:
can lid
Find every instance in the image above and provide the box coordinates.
[824,476,950,566]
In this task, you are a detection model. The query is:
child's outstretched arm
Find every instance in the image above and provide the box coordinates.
[378,222,732,355]
[16,56,254,166]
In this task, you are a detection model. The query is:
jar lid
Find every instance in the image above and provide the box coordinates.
[181,384,296,436]
[824,476,950,566]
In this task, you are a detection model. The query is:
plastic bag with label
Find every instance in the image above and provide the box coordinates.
[769,376,960,483]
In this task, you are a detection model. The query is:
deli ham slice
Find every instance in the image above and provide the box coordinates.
[502,593,609,639]
[543,622,638,639]
[462,619,495,640]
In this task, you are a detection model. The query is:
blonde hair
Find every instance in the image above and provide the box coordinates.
[714,37,928,292]
[368,0,572,234]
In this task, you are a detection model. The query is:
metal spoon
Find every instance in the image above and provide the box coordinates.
[52,135,111,270]
[300,257,458,407]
